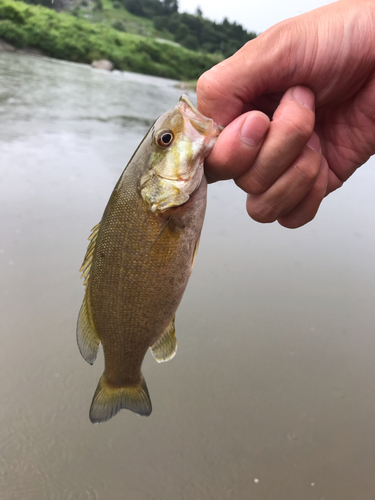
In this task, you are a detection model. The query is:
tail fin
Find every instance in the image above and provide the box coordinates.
[89,374,152,423]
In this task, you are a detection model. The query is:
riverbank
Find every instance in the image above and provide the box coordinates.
[0,0,220,80]
[0,38,42,55]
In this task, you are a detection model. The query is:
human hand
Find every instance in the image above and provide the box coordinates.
[197,0,375,228]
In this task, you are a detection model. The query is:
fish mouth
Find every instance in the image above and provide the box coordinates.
[177,94,223,136]
[178,94,209,122]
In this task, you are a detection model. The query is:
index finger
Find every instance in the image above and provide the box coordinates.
[196,26,303,125]
[197,62,245,125]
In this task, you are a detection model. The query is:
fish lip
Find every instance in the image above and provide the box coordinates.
[178,94,221,131]
[178,94,208,122]
[178,94,223,138]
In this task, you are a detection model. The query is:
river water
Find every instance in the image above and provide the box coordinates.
[0,51,375,500]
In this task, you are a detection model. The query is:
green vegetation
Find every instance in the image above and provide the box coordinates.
[21,0,257,58]
[0,0,221,79]
[76,0,176,41]
[122,0,256,57]
[0,0,257,78]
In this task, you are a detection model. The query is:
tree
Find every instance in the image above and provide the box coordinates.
[125,0,257,57]
[161,0,178,15]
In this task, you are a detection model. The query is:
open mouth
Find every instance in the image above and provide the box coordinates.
[178,94,207,120]
[177,94,216,136]
[178,94,224,135]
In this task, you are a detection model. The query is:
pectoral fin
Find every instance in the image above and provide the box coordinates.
[150,318,177,363]
[77,292,100,365]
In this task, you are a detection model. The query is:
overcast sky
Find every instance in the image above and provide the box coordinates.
[178,0,335,34]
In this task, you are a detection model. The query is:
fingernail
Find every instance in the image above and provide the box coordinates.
[240,112,269,147]
[292,86,315,111]
[306,132,320,152]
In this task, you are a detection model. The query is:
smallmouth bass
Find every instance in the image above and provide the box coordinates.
[77,95,221,423]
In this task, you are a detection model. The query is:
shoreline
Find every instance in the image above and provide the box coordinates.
[0,39,197,90]
[0,39,42,56]
[0,0,220,81]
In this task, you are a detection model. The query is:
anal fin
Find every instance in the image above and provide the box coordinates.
[150,317,177,363]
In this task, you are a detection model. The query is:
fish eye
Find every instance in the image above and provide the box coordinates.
[156,130,174,148]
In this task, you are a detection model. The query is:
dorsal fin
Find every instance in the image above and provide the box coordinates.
[80,222,101,287]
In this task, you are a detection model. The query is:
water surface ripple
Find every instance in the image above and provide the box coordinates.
[1,52,375,500]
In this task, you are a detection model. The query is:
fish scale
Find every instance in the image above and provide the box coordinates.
[77,95,221,423]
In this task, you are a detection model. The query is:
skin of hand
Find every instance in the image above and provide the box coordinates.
[197,0,375,228]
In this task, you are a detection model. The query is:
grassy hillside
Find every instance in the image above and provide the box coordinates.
[76,0,175,41]
[0,0,221,79]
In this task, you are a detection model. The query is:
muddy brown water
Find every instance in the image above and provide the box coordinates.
[1,51,375,500]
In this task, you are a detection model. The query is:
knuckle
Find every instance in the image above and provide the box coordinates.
[235,174,266,196]
[281,115,314,144]
[217,151,234,174]
[278,207,318,229]
[293,156,320,184]
[236,158,273,195]
[197,70,222,103]
[278,217,302,229]
[246,197,278,223]
[196,72,211,94]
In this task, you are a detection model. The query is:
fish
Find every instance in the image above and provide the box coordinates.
[77,95,221,423]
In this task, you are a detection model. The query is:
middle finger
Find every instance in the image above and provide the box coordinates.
[235,85,316,195]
